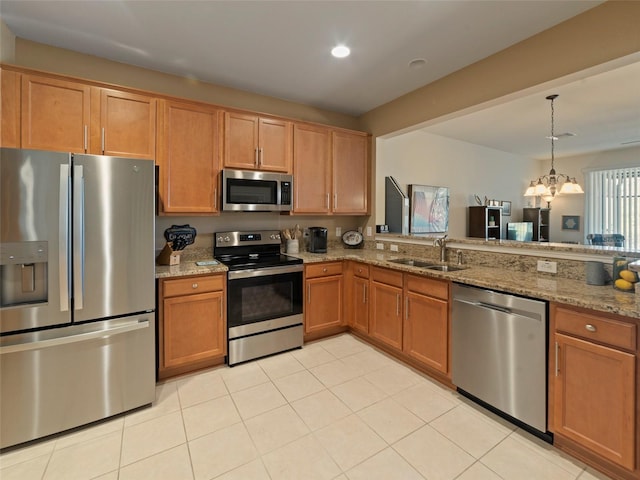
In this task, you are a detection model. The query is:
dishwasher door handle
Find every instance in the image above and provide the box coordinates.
[454,298,539,322]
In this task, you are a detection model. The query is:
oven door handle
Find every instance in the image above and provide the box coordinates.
[228,264,303,280]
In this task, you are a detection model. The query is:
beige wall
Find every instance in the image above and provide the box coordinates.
[0,18,15,63]
[10,38,360,131]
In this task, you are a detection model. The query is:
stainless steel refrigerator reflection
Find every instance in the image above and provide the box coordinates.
[0,148,155,449]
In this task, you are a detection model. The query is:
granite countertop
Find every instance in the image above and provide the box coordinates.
[155,248,639,320]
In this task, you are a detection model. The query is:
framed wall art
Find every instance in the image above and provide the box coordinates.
[562,215,580,231]
[500,201,511,216]
[408,184,449,233]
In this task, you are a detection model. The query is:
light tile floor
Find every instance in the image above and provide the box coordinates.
[0,333,614,480]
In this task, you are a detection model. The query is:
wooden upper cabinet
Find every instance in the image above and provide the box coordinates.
[92,88,156,159]
[157,99,222,214]
[1,69,21,148]
[18,72,156,158]
[293,123,331,213]
[21,74,91,153]
[332,130,368,214]
[224,112,291,172]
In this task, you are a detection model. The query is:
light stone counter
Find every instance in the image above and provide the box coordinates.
[155,245,639,320]
[289,248,640,320]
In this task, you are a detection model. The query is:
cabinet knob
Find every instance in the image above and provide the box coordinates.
[323,267,327,272]
[192,283,198,289]
[585,324,597,332]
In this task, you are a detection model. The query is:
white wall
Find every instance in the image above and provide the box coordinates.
[542,145,640,243]
[376,131,538,238]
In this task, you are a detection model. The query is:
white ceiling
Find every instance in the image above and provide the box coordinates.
[2,0,637,159]
[422,59,640,159]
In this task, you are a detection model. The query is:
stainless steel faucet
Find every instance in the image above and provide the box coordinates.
[434,235,448,262]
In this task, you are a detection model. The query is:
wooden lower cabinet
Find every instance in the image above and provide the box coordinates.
[345,262,370,335]
[552,303,638,477]
[158,274,226,379]
[304,262,344,336]
[402,275,450,375]
[369,267,403,351]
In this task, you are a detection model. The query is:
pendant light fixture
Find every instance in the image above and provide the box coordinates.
[524,94,583,199]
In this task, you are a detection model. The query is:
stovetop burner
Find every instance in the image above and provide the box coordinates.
[214,230,303,271]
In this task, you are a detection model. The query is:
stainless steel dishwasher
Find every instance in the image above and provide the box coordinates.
[452,283,550,440]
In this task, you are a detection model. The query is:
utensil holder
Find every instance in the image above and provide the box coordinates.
[157,243,181,265]
[286,239,299,254]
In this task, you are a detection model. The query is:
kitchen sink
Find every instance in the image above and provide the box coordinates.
[424,264,467,272]
[387,258,467,271]
[387,258,433,267]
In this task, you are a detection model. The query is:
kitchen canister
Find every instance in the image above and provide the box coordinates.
[585,261,606,286]
[286,239,299,254]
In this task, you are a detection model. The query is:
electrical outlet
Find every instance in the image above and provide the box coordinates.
[376,243,384,250]
[390,244,399,252]
[336,227,341,237]
[366,226,372,236]
[537,260,557,274]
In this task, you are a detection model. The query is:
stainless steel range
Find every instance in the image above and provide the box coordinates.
[215,230,303,366]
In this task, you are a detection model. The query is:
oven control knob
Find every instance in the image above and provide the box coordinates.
[224,236,230,242]
[270,234,280,240]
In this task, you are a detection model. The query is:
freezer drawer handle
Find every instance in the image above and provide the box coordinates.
[0,320,150,355]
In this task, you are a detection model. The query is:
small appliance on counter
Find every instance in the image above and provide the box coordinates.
[308,226,328,253]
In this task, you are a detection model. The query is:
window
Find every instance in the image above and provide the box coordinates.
[584,166,640,250]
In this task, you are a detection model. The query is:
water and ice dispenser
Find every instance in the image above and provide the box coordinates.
[0,241,48,308]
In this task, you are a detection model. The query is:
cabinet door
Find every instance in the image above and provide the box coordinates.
[224,111,259,170]
[332,130,368,214]
[403,291,449,374]
[158,100,221,214]
[293,123,331,214]
[305,276,343,334]
[21,74,90,153]
[351,276,369,334]
[554,333,635,470]
[94,88,156,159]
[162,291,226,369]
[258,117,291,172]
[369,281,403,350]
[1,69,21,148]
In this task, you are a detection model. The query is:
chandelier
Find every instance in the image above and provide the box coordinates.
[524,94,583,201]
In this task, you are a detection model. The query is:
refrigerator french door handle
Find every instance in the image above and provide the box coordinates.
[59,164,70,312]
[73,165,85,310]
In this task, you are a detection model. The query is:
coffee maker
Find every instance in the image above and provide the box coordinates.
[308,227,328,253]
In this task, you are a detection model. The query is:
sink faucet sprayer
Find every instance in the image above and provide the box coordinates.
[434,235,448,262]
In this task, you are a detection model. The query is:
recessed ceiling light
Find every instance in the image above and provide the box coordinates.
[331,45,350,58]
[408,58,427,69]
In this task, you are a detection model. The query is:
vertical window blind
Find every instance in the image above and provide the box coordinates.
[584,166,640,250]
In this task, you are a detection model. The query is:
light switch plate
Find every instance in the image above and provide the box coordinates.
[336,227,342,237]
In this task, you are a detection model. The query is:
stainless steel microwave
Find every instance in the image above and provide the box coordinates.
[221,169,293,212]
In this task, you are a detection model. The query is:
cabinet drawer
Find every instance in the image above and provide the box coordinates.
[405,274,449,300]
[371,266,403,288]
[163,275,224,298]
[306,262,343,278]
[353,263,370,279]
[555,305,636,351]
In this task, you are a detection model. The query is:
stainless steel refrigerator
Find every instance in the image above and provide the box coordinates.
[0,148,156,449]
